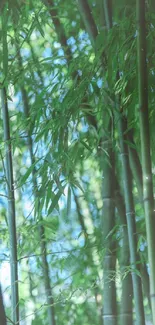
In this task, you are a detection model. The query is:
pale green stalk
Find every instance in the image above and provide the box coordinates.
[1,88,19,324]
[0,285,7,325]
[116,115,145,325]
[136,1,155,323]
[115,181,133,325]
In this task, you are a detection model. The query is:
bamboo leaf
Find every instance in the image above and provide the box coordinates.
[48,189,65,214]
[79,140,92,152]
[19,158,41,186]
[35,15,45,38]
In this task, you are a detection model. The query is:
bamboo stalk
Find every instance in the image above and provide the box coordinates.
[102,138,117,325]
[1,88,19,324]
[103,0,112,29]
[115,181,133,325]
[76,0,98,46]
[127,130,143,203]
[0,285,7,325]
[42,0,72,59]
[119,131,151,311]
[116,114,145,325]
[136,2,155,322]
[39,225,56,325]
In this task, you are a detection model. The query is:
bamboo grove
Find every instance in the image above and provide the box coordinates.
[0,0,155,324]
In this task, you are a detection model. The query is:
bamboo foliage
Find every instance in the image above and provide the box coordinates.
[1,0,155,324]
[15,42,56,325]
[102,0,145,322]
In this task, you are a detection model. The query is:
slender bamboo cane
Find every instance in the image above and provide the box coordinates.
[76,0,98,46]
[103,0,112,29]
[0,285,7,325]
[1,7,19,323]
[136,2,155,323]
[140,263,151,310]
[119,131,151,311]
[102,138,117,325]
[42,0,72,59]
[39,225,56,325]
[1,88,19,324]
[127,130,143,203]
[115,182,133,325]
[116,114,145,325]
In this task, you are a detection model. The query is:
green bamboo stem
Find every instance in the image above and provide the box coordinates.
[118,132,152,312]
[42,0,72,59]
[39,225,56,325]
[0,285,7,325]
[116,114,145,325]
[127,130,143,203]
[103,0,112,29]
[102,137,117,325]
[136,2,155,323]
[77,0,98,47]
[140,263,151,310]
[127,133,151,308]
[104,2,134,323]
[1,88,19,324]
[115,182,133,325]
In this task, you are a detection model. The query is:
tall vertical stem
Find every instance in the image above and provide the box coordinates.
[116,115,145,325]
[115,182,133,325]
[0,285,7,325]
[136,1,155,323]
[1,88,19,324]
[102,136,117,325]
